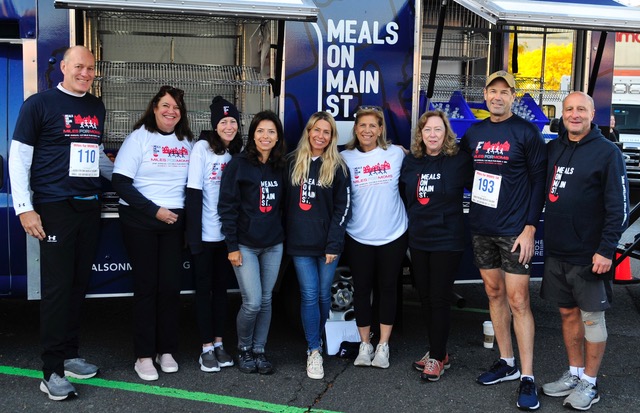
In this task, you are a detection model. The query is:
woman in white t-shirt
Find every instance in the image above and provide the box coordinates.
[186,96,242,373]
[112,85,193,382]
[340,107,408,369]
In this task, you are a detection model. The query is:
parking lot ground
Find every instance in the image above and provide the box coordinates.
[1,281,639,413]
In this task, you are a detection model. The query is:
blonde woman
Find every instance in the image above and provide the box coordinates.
[340,107,408,369]
[286,112,351,380]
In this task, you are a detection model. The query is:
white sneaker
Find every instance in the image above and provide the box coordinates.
[353,342,374,367]
[306,350,324,379]
[155,353,179,373]
[134,358,159,381]
[372,342,390,369]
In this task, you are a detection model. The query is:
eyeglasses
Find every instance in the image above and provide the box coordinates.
[159,85,184,98]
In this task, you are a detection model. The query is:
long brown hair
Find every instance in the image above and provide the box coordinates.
[133,85,193,142]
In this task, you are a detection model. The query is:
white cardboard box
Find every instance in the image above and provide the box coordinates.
[324,320,360,355]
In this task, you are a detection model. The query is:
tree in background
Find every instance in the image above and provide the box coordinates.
[509,39,573,90]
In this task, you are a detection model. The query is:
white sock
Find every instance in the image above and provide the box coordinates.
[570,366,584,378]
[501,357,515,367]
[521,374,535,382]
[213,342,223,348]
[202,345,214,353]
[582,374,597,386]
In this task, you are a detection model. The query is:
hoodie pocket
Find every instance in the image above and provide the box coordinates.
[288,217,328,250]
[544,211,584,255]
[409,212,445,241]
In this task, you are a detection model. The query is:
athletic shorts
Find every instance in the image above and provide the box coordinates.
[541,256,610,312]
[471,234,530,275]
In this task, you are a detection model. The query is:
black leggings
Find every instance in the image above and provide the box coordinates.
[192,241,234,344]
[346,232,408,327]
[121,224,183,358]
[410,248,463,361]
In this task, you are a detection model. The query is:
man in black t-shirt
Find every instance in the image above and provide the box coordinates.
[9,46,112,401]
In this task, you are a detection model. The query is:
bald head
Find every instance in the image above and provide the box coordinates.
[562,91,595,142]
[60,46,96,95]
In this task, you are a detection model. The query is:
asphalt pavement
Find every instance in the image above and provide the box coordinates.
[0,279,639,413]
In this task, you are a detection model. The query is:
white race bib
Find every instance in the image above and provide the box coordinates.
[471,170,502,209]
[69,142,100,177]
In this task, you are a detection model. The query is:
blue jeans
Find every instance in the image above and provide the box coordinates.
[293,255,339,352]
[233,243,283,352]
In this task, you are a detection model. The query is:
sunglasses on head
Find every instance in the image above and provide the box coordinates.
[159,85,184,98]
[358,105,383,112]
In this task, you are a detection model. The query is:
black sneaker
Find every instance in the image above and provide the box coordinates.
[214,346,234,368]
[253,352,274,375]
[517,377,540,411]
[237,349,257,373]
[477,359,521,385]
[199,350,220,373]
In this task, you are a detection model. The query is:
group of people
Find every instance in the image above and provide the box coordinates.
[9,46,628,413]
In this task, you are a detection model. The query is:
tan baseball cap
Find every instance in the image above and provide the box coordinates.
[485,70,516,88]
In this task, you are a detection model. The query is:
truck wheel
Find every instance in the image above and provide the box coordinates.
[330,266,355,313]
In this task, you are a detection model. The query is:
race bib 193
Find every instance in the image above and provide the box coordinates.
[471,170,501,208]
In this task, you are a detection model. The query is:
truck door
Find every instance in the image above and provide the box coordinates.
[0,43,26,296]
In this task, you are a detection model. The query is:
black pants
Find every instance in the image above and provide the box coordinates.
[345,232,408,327]
[36,199,101,379]
[192,241,233,344]
[410,248,463,361]
[121,223,183,358]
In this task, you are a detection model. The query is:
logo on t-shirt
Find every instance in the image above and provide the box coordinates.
[151,145,190,166]
[548,164,574,202]
[62,114,101,141]
[298,178,316,211]
[473,140,511,164]
[209,162,227,181]
[352,160,394,186]
[416,173,441,205]
[260,180,279,213]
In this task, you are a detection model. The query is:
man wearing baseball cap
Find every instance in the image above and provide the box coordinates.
[460,70,547,410]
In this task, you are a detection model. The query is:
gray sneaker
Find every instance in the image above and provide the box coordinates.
[64,358,98,379]
[563,379,600,411]
[199,350,220,372]
[371,343,390,369]
[542,370,580,397]
[214,346,234,367]
[353,342,374,367]
[40,373,77,401]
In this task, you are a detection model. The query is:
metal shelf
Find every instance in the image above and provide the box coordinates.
[103,110,255,150]
[422,31,489,62]
[90,11,250,37]
[420,74,568,104]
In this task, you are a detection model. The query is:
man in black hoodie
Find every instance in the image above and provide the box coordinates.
[541,91,629,411]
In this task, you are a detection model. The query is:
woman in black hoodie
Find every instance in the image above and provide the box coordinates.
[400,110,473,382]
[218,110,287,375]
[285,112,351,380]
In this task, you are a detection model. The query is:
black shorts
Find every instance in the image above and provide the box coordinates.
[471,234,531,275]
[541,256,611,312]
